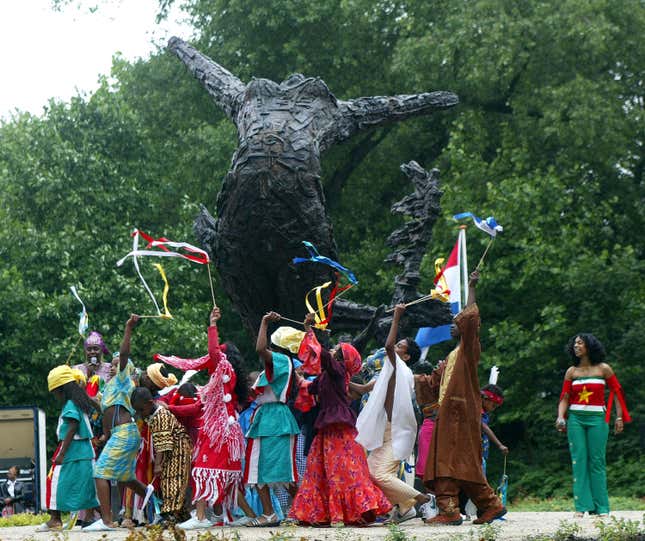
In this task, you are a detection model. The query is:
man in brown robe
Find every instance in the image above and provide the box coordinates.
[423,270,506,525]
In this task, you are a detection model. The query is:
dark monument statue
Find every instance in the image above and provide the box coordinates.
[169,37,457,340]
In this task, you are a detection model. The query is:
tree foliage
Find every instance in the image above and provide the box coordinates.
[2,0,643,498]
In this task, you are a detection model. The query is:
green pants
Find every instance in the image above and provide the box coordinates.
[567,411,609,514]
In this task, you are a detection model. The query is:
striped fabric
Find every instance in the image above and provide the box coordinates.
[569,378,606,413]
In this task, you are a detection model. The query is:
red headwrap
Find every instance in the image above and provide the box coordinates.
[481,389,504,406]
[340,342,362,392]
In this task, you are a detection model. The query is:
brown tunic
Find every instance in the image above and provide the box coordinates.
[424,303,485,485]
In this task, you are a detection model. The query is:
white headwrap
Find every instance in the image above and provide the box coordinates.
[355,354,416,461]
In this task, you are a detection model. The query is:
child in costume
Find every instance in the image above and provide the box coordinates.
[242,311,301,526]
[289,313,391,525]
[155,306,247,529]
[83,315,154,532]
[131,386,193,524]
[38,365,99,532]
[480,384,508,475]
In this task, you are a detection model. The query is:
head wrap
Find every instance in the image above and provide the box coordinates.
[71,368,87,386]
[481,389,504,405]
[270,326,305,354]
[339,343,362,378]
[48,365,76,392]
[146,362,178,389]
[84,331,109,355]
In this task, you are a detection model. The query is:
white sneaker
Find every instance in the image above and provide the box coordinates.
[419,494,438,521]
[177,516,214,530]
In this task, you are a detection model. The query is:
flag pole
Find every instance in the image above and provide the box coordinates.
[475,237,495,271]
[459,225,468,308]
[206,263,217,308]
[65,335,83,365]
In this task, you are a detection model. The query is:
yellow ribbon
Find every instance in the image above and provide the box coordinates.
[305,281,332,329]
[153,263,173,319]
[430,257,450,302]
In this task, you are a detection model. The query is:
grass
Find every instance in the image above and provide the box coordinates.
[508,495,645,512]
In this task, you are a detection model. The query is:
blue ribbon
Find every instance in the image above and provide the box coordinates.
[292,241,359,284]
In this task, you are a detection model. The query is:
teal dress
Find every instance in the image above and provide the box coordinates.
[245,352,301,485]
[48,400,98,511]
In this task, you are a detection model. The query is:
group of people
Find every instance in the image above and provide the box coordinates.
[38,269,630,531]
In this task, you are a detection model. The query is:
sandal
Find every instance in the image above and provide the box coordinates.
[244,513,280,527]
[35,522,63,532]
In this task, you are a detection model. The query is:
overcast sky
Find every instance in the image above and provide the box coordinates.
[0,0,192,120]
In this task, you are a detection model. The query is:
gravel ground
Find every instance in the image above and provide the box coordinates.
[1,511,643,541]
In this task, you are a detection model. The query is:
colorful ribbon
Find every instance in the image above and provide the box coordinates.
[305,281,332,329]
[116,229,210,266]
[153,263,173,319]
[293,241,358,285]
[70,286,89,336]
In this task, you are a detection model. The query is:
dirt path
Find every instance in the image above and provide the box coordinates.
[1,511,643,541]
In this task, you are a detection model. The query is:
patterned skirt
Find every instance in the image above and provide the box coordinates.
[289,423,391,525]
[94,422,141,481]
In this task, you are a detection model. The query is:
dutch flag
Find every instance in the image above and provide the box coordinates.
[415,228,468,350]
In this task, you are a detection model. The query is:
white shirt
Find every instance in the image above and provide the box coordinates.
[6,480,16,498]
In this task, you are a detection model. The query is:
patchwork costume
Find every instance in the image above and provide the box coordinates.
[560,375,631,514]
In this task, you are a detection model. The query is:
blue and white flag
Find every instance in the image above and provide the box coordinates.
[453,212,503,237]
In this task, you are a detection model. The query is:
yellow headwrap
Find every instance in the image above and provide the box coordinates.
[270,326,306,354]
[48,365,77,392]
[71,368,87,386]
[146,363,178,389]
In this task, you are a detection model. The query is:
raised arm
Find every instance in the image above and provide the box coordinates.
[385,304,406,367]
[168,37,246,120]
[256,311,281,368]
[207,306,222,373]
[119,314,139,372]
[321,91,458,149]
[466,270,479,308]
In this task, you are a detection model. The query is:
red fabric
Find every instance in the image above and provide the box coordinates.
[294,378,317,412]
[481,389,503,405]
[559,379,572,402]
[605,375,632,423]
[298,330,322,375]
[289,424,391,525]
[570,380,606,407]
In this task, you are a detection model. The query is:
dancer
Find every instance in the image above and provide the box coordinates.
[355,304,429,523]
[83,315,153,532]
[556,333,630,517]
[38,365,98,532]
[131,387,193,524]
[157,306,247,529]
[243,311,301,526]
[289,313,391,525]
[424,270,506,526]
